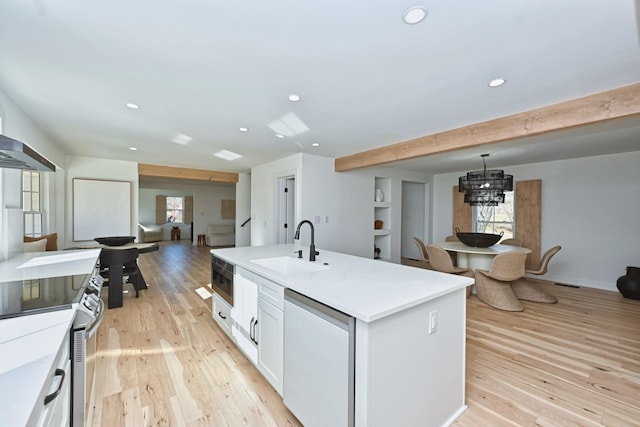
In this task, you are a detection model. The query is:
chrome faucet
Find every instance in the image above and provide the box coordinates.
[294,220,319,261]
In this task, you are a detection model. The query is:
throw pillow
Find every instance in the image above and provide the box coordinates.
[24,233,58,251]
[23,239,48,253]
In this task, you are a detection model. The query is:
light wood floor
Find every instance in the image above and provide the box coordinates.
[92,242,640,426]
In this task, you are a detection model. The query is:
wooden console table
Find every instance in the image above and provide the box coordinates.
[171,228,181,240]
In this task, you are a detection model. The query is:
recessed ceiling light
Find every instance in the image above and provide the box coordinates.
[126,103,139,109]
[403,6,427,24]
[129,147,138,151]
[488,78,506,87]
[275,134,284,139]
[312,143,320,147]
[214,150,242,161]
[239,127,249,132]
[288,94,301,102]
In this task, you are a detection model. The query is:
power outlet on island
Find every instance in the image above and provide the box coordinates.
[428,310,438,334]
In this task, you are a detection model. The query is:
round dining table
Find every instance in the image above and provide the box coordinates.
[434,241,531,271]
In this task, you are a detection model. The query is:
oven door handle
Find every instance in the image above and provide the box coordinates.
[85,299,105,338]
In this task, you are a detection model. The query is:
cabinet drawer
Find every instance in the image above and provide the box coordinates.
[257,276,284,310]
[213,292,233,338]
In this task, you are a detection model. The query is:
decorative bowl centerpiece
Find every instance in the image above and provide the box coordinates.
[455,227,503,248]
[94,236,136,246]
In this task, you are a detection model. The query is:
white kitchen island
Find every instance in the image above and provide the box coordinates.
[212,244,473,427]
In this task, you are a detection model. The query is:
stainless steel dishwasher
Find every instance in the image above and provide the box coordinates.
[283,289,355,427]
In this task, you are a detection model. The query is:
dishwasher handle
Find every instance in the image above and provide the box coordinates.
[284,289,354,332]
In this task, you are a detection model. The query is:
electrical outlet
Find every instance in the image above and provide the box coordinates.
[324,216,329,223]
[314,215,320,224]
[428,310,438,334]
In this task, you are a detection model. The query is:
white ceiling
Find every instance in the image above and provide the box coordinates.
[0,0,639,175]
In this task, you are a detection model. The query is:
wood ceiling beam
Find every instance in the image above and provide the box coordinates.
[334,82,640,172]
[138,163,239,183]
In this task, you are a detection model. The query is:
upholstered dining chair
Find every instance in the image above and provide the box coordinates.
[510,245,561,304]
[426,244,473,296]
[475,251,527,311]
[412,237,430,266]
[500,238,522,246]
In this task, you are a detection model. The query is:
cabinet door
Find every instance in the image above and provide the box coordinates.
[212,292,233,339]
[232,269,259,364]
[233,271,258,334]
[258,299,284,395]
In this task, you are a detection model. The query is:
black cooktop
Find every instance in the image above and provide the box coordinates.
[0,274,89,320]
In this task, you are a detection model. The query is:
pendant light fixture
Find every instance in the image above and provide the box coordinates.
[458,154,513,206]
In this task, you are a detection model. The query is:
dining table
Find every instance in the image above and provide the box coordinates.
[434,241,531,271]
[71,241,159,290]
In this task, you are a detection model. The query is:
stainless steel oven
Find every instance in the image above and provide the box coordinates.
[71,274,105,427]
[211,255,234,306]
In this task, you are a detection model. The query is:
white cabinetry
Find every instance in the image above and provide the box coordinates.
[213,264,285,396]
[212,292,233,338]
[232,267,258,364]
[257,277,284,395]
[29,329,71,427]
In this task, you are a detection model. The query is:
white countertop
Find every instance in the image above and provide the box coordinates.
[0,248,101,282]
[0,249,101,426]
[212,244,474,322]
[0,308,76,426]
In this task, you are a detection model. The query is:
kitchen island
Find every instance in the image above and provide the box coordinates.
[212,244,473,427]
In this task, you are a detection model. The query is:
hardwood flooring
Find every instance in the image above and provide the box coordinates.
[93,242,640,426]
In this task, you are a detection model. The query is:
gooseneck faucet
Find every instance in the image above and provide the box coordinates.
[294,220,319,261]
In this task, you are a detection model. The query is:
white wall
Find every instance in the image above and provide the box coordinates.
[251,154,301,247]
[299,155,372,257]
[251,153,430,260]
[0,85,65,258]
[65,155,139,247]
[432,151,640,291]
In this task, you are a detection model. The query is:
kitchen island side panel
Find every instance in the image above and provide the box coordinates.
[354,288,466,427]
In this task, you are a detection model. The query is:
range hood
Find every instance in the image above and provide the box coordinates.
[0,134,56,172]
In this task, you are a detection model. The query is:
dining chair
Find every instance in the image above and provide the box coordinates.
[500,238,522,246]
[99,247,141,308]
[525,245,562,275]
[475,251,527,311]
[510,245,561,303]
[426,244,473,296]
[412,237,430,264]
[443,235,459,264]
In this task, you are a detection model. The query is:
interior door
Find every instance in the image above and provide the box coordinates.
[276,176,295,244]
[401,181,426,260]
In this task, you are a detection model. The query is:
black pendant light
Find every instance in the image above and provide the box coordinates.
[458,154,513,206]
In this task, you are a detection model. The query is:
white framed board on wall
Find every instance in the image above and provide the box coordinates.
[73,178,132,241]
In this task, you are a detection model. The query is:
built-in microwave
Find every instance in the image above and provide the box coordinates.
[211,255,234,306]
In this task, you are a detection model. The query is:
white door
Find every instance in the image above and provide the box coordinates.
[276,176,295,244]
[401,181,427,260]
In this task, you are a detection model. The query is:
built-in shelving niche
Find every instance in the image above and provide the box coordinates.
[374,177,391,260]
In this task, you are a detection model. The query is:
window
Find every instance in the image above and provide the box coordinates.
[22,279,41,302]
[23,171,43,237]
[473,191,515,238]
[166,196,184,223]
